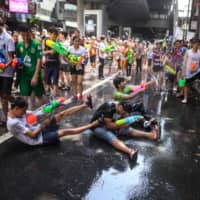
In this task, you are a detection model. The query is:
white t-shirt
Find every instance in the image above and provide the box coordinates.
[60,39,70,64]
[7,116,43,145]
[69,46,87,57]
[0,31,15,77]
[98,42,106,59]
[185,49,200,79]
[147,45,153,59]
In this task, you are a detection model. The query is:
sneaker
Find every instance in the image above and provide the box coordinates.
[85,95,93,109]
[181,99,187,104]
[176,93,183,98]
[71,95,78,102]
[64,86,71,91]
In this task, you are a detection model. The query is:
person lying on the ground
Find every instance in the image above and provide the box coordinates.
[7,96,98,145]
[86,101,160,161]
[113,76,156,101]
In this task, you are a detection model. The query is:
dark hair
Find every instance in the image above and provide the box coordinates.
[11,97,28,110]
[118,101,132,113]
[113,76,126,89]
[191,38,200,44]
[72,35,80,41]
[18,24,32,32]
[60,31,68,38]
[48,26,58,35]
[0,17,5,26]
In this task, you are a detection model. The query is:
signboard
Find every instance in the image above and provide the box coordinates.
[9,0,28,13]
[85,14,97,37]
[84,10,103,38]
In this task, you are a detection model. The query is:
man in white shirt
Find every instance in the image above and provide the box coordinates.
[7,96,98,145]
[0,18,15,126]
[98,35,106,80]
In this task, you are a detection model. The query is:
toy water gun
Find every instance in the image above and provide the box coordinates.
[115,115,143,126]
[164,64,176,75]
[26,97,65,125]
[124,83,147,94]
[68,54,84,65]
[11,58,23,68]
[45,39,71,57]
[0,53,6,73]
[178,78,186,88]
[104,44,115,53]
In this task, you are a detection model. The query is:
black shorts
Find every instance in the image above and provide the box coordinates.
[70,64,85,75]
[186,71,200,84]
[90,55,96,63]
[60,63,70,72]
[153,65,163,72]
[148,58,152,66]
[0,76,13,95]
[45,66,59,85]
[166,73,175,82]
[42,116,59,145]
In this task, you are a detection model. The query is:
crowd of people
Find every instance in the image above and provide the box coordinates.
[1,18,200,160]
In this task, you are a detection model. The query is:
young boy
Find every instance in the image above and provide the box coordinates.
[7,96,98,145]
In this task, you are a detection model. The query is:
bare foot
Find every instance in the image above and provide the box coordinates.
[150,125,160,140]
[129,149,138,161]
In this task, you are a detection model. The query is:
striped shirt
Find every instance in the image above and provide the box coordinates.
[153,48,162,66]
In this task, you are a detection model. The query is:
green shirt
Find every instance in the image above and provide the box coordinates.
[16,39,42,77]
[113,85,136,101]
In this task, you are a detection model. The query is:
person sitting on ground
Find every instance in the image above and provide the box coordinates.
[85,101,160,161]
[7,96,98,146]
[113,76,156,101]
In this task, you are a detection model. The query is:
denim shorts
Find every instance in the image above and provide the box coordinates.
[42,117,59,145]
[92,126,133,144]
[45,66,59,85]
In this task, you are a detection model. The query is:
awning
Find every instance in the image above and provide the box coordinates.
[35,14,53,22]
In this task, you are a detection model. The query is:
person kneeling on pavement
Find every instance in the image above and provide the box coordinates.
[7,96,98,146]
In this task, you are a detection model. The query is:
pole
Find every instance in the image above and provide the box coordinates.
[185,0,191,40]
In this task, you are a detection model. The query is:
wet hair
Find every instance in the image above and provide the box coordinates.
[11,97,28,110]
[48,26,58,35]
[113,76,126,89]
[18,23,32,32]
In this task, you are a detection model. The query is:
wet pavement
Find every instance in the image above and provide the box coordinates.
[0,71,200,200]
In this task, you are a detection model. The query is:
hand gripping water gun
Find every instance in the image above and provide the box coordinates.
[68,54,84,65]
[164,64,176,75]
[124,83,147,94]
[45,39,71,57]
[0,53,6,73]
[115,115,144,126]
[178,78,186,88]
[26,97,65,125]
[104,44,115,53]
[11,58,23,68]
